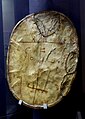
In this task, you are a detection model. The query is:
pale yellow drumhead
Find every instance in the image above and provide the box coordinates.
[7,11,79,108]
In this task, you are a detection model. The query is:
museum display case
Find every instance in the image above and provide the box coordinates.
[0,0,84,119]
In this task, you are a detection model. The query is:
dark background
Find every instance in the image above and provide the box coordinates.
[0,0,84,118]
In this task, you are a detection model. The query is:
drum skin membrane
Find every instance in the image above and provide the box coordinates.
[7,11,79,108]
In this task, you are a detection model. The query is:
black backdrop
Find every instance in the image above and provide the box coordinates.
[0,0,84,119]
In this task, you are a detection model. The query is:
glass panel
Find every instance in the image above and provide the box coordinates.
[0,0,84,118]
[0,0,6,117]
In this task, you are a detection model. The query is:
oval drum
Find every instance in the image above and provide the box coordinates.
[7,11,79,108]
